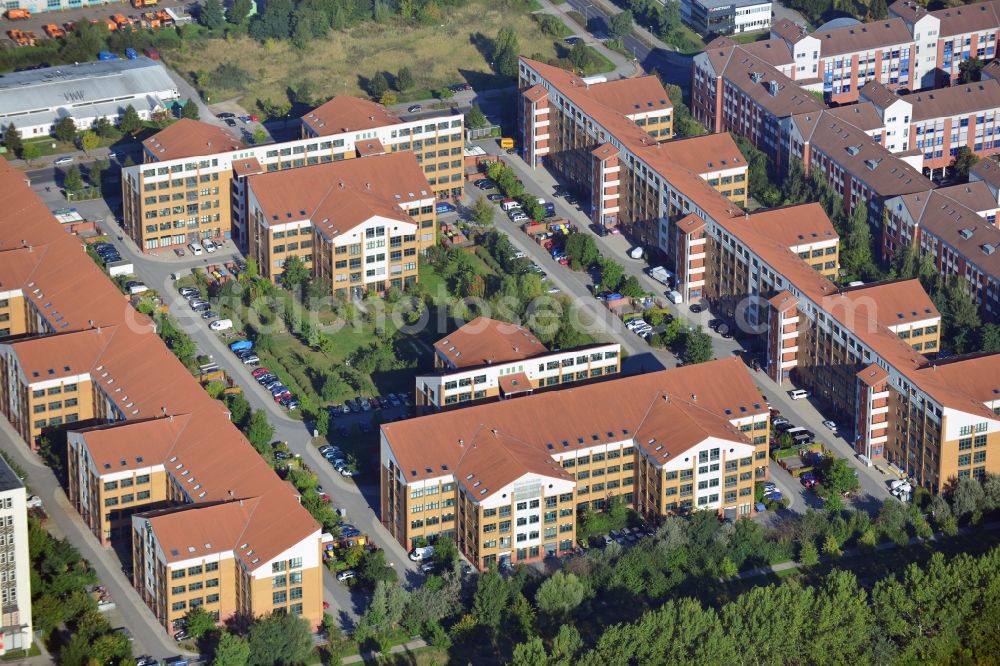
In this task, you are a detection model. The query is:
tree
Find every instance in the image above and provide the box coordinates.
[227,393,251,428]
[473,569,508,636]
[77,130,99,155]
[466,104,488,129]
[21,142,40,166]
[119,105,143,136]
[842,203,876,280]
[251,127,268,145]
[396,66,413,91]
[551,624,583,665]
[959,56,984,83]
[213,631,251,666]
[249,0,293,40]
[609,9,634,40]
[357,548,397,586]
[951,146,979,180]
[535,570,587,619]
[185,606,216,638]
[619,275,644,298]
[53,116,78,144]
[280,255,310,293]
[3,122,23,157]
[952,477,986,522]
[511,637,547,666]
[227,0,253,25]
[247,612,313,666]
[379,90,397,107]
[599,258,625,292]
[683,326,714,365]
[370,71,389,100]
[314,408,330,437]
[471,196,495,226]
[88,160,106,188]
[494,26,520,77]
[94,117,116,139]
[182,101,201,120]
[200,0,225,30]
[63,165,84,193]
[818,457,860,498]
[937,276,981,353]
[798,539,819,566]
[243,410,274,455]
[564,233,600,270]
[432,536,459,568]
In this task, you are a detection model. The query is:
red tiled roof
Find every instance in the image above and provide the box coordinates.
[433,317,548,369]
[302,96,402,136]
[143,119,244,161]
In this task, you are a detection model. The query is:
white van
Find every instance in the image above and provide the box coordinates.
[128,283,148,295]
[667,290,683,305]
[500,199,521,212]
[789,389,810,400]
[856,454,873,468]
[188,242,204,256]
[209,318,233,331]
[408,545,434,562]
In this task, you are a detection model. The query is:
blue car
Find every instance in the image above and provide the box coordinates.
[764,490,783,501]
[435,202,456,214]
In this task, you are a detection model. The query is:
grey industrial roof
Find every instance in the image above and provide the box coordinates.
[0,58,177,118]
[0,455,23,493]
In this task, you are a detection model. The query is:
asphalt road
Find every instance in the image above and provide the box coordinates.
[562,0,695,88]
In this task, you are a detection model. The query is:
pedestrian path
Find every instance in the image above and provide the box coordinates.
[340,638,429,664]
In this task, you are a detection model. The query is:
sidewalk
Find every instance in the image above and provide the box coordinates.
[535,0,641,79]
[340,638,429,664]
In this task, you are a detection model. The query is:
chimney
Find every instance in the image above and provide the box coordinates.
[691,394,697,401]
[458,439,464,447]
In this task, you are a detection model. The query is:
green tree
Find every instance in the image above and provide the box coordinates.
[119,105,143,136]
[870,0,888,19]
[181,101,201,120]
[936,276,981,353]
[369,71,389,100]
[952,477,986,522]
[551,623,583,665]
[21,142,41,166]
[251,127,268,145]
[951,146,980,180]
[3,122,23,157]
[664,83,704,138]
[466,104,488,129]
[247,612,313,666]
[243,410,274,455]
[599,258,625,292]
[683,326,714,365]
[185,606,217,638]
[227,393,251,428]
[213,631,251,666]
[78,130,99,155]
[473,568,508,636]
[94,117,116,139]
[249,0,293,39]
[798,539,819,566]
[200,0,225,30]
[396,66,413,91]
[535,570,587,619]
[280,255,310,293]
[619,275,644,298]
[609,9,634,40]
[512,637,547,666]
[432,536,459,568]
[818,457,860,498]
[960,56,985,83]
[88,160,106,188]
[63,164,84,193]
[842,203,876,280]
[227,0,253,25]
[311,407,329,437]
[357,548,397,586]
[53,116,77,144]
[471,195,495,226]
[495,26,520,77]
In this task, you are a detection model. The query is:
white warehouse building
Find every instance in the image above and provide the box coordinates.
[0,57,179,138]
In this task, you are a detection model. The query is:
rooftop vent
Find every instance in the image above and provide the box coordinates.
[865,158,881,171]
[959,228,974,240]
[846,144,862,156]
[766,80,779,96]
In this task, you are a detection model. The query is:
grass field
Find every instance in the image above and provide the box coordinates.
[166,0,566,111]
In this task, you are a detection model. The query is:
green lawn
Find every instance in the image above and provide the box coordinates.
[729,29,770,44]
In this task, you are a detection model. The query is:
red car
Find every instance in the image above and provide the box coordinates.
[369,396,381,409]
[252,367,270,378]
[273,390,291,403]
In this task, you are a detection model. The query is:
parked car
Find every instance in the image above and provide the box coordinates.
[200,310,218,320]
[337,569,355,582]
[822,419,838,433]
[475,179,497,190]
[407,104,422,113]
[209,318,233,331]
[435,202,456,214]
[54,156,74,166]
[487,193,504,202]
[179,286,199,298]
[789,389,810,400]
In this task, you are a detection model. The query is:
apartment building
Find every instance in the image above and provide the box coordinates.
[890,0,1000,87]
[786,107,931,224]
[382,357,770,569]
[884,185,1000,317]
[122,98,462,255]
[415,317,621,411]
[519,56,1000,490]
[0,157,323,633]
[0,457,31,656]
[680,0,773,35]
[245,152,436,298]
[860,79,1000,175]
[691,38,825,162]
